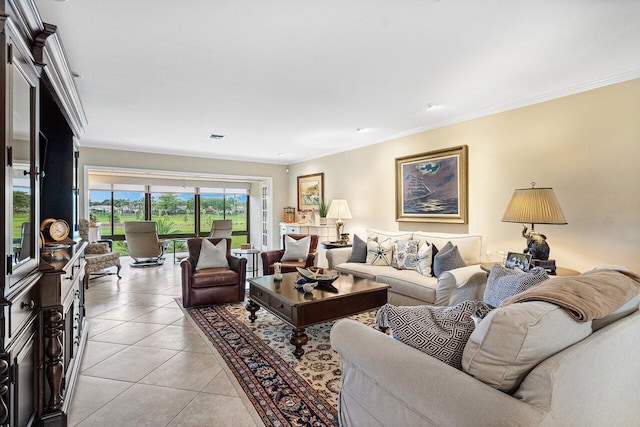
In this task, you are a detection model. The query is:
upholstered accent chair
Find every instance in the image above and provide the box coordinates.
[79,219,121,288]
[261,234,319,275]
[209,219,233,239]
[124,221,170,267]
[181,238,247,308]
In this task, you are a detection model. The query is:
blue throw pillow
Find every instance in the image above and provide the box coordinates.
[432,241,466,277]
[346,234,368,263]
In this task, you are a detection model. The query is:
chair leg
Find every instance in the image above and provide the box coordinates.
[84,273,89,289]
[116,264,122,279]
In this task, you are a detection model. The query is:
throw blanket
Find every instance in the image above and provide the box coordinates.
[501,269,640,322]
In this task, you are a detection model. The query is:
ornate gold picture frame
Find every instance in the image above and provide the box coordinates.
[297,172,324,211]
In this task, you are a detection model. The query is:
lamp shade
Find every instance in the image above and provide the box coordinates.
[502,185,567,225]
[326,199,352,219]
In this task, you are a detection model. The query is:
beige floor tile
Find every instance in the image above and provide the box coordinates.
[202,371,239,397]
[92,304,158,321]
[84,301,123,317]
[168,393,256,427]
[67,375,133,426]
[90,321,166,345]
[80,341,129,371]
[134,325,202,350]
[127,294,178,306]
[171,316,191,327]
[77,383,197,426]
[140,351,222,391]
[86,318,125,338]
[182,335,212,353]
[132,307,184,324]
[82,346,178,382]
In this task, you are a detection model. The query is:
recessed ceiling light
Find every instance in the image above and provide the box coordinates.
[425,103,440,110]
[209,134,225,140]
[278,153,285,157]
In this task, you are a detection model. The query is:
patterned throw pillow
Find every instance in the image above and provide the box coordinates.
[366,238,394,266]
[415,242,433,276]
[392,239,419,270]
[346,234,368,263]
[483,264,549,308]
[376,301,492,369]
[432,241,466,277]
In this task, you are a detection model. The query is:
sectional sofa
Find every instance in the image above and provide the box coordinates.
[326,230,489,306]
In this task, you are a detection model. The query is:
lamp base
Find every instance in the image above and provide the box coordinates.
[532,259,557,275]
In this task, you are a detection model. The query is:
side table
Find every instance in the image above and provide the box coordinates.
[321,241,353,250]
[171,238,189,263]
[232,248,261,277]
[480,262,580,276]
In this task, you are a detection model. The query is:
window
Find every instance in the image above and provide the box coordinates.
[150,186,196,235]
[200,187,249,247]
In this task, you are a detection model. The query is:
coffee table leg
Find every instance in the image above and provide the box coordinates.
[246,300,260,323]
[290,327,308,359]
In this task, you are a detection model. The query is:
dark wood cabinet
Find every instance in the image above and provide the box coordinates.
[1,1,87,425]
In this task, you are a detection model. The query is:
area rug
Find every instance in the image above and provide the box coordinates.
[181,299,379,427]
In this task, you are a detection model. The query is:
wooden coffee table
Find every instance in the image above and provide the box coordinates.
[247,272,389,359]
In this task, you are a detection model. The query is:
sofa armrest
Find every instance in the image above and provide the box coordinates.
[326,247,351,269]
[435,264,488,306]
[331,319,543,427]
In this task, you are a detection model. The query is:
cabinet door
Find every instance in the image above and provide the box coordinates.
[5,34,39,292]
[12,333,36,427]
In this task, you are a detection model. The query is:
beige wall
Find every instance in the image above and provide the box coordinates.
[288,79,640,272]
[78,147,288,248]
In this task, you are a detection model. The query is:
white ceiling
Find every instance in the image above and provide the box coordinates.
[34,0,640,165]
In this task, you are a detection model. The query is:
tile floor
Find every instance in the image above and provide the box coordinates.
[69,256,263,426]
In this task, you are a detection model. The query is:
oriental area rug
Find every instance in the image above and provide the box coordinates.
[181,300,379,427]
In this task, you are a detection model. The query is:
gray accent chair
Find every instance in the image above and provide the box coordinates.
[124,221,169,267]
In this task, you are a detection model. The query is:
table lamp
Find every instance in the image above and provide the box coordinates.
[327,199,352,242]
[501,182,567,260]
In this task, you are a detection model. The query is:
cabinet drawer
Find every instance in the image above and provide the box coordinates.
[270,295,293,322]
[10,284,39,338]
[61,257,84,301]
[249,287,270,307]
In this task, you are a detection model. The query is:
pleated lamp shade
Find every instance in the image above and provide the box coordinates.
[502,185,567,227]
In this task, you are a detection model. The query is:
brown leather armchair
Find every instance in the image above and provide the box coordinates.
[261,234,319,275]
[181,238,247,308]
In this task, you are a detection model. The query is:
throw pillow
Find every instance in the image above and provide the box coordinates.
[375,301,492,369]
[346,234,368,263]
[483,264,549,308]
[392,239,419,270]
[196,238,229,270]
[432,241,466,277]
[281,235,311,262]
[366,238,394,266]
[462,301,592,392]
[415,242,433,276]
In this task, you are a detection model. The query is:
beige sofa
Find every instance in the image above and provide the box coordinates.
[331,289,640,426]
[327,230,489,306]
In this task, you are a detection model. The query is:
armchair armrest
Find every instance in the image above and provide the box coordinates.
[261,249,284,274]
[330,319,543,426]
[227,254,247,274]
[304,252,317,269]
[326,247,351,269]
[435,264,488,306]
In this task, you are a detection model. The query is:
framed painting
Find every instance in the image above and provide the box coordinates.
[395,145,468,223]
[297,172,324,211]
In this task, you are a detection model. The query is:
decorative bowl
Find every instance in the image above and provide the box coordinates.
[296,267,339,284]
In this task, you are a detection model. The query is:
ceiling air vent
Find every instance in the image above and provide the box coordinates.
[209,134,225,140]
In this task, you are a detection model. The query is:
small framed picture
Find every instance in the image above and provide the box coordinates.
[505,252,532,271]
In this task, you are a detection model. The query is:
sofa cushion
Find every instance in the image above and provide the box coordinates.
[281,235,310,261]
[415,242,433,276]
[376,269,438,304]
[346,234,368,263]
[196,238,229,270]
[367,229,413,242]
[335,262,379,280]
[461,301,593,393]
[192,268,239,288]
[483,264,549,308]
[413,232,484,265]
[392,239,419,270]
[432,242,466,277]
[366,238,394,266]
[376,301,492,369]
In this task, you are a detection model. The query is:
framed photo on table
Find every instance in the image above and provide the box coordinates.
[297,173,324,211]
[505,252,532,271]
[395,145,468,223]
